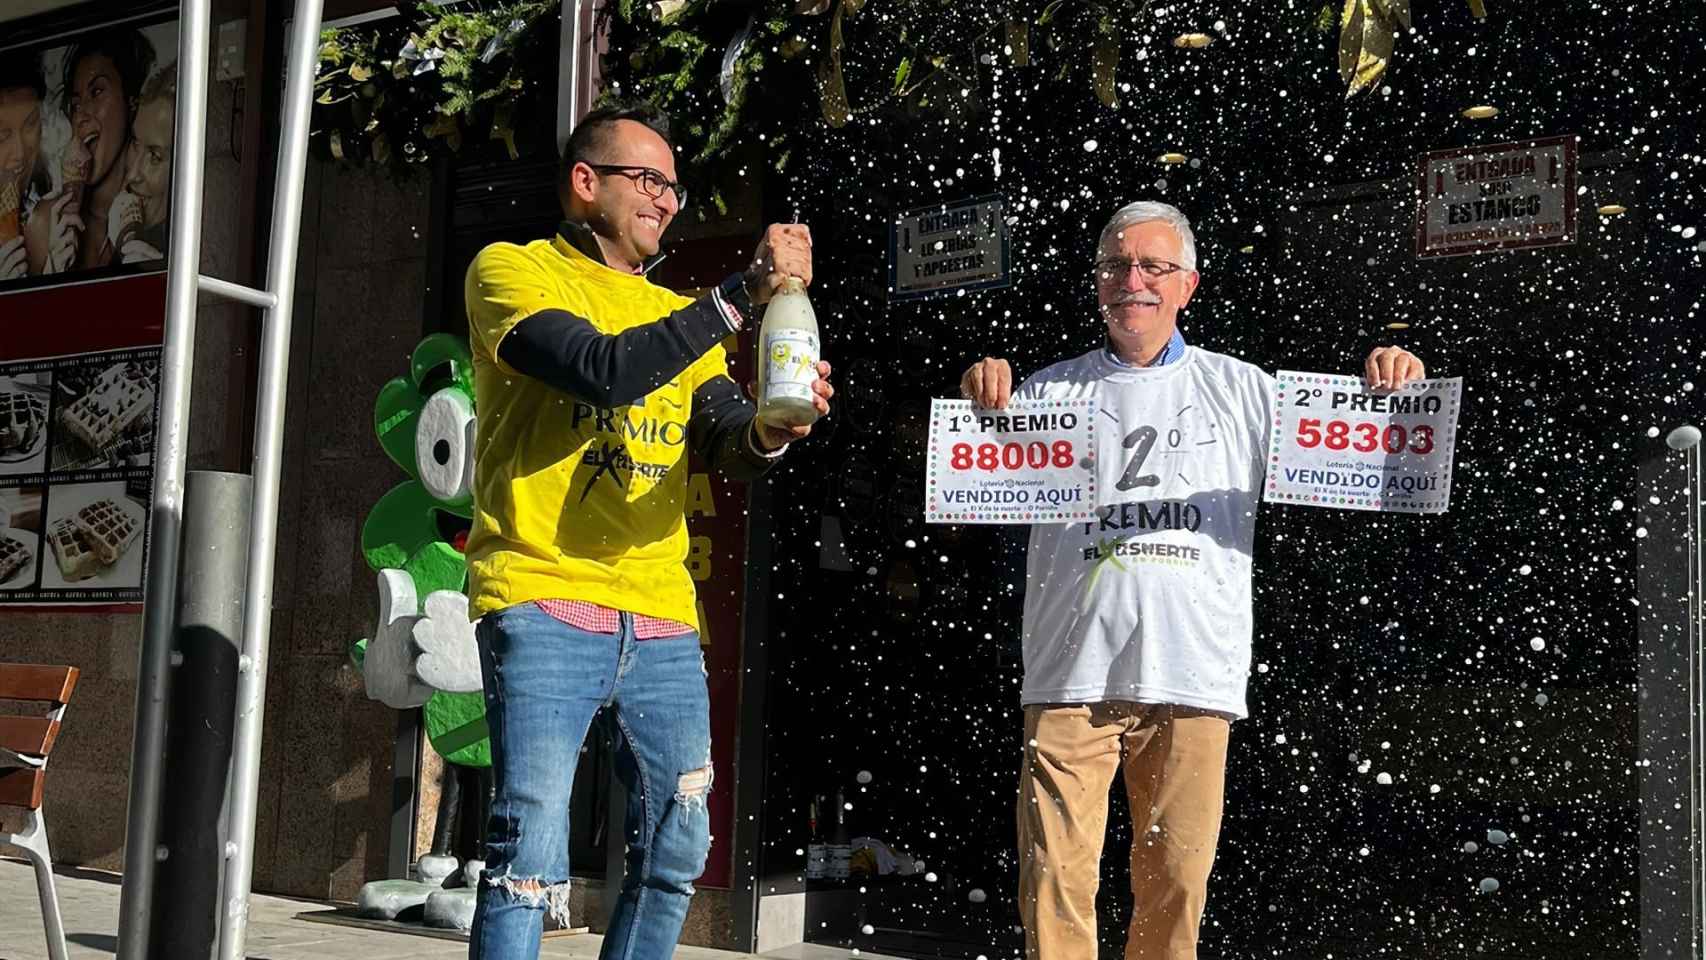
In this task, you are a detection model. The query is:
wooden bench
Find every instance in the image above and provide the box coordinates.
[0,663,79,960]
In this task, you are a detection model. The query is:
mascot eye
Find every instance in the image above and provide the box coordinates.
[415,387,475,503]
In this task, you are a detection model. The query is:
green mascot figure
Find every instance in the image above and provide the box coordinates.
[349,333,491,930]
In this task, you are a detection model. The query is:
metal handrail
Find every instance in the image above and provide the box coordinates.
[115,1,324,957]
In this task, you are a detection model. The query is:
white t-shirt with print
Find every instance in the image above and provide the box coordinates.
[1015,345,1275,719]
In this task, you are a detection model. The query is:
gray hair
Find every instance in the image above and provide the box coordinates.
[1096,201,1198,271]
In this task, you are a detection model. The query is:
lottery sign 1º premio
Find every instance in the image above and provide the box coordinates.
[925,398,1097,524]
[1265,372,1464,514]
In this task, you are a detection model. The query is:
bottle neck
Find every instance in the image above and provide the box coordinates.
[779,276,806,296]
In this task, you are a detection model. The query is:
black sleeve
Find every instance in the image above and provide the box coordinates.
[497,278,753,407]
[687,375,778,481]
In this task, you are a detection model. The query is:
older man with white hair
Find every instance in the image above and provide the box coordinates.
[960,201,1425,960]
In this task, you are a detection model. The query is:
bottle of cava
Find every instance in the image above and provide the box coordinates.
[756,277,821,428]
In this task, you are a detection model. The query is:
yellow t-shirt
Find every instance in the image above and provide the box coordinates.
[463,235,727,622]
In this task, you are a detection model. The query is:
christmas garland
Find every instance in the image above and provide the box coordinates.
[595,0,1181,212]
[308,0,1454,179]
[310,0,559,167]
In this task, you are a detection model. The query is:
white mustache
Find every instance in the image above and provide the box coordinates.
[1106,293,1162,307]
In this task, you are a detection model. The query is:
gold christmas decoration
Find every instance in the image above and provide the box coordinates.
[817,0,852,126]
[1338,0,1400,98]
[1596,204,1627,215]
[1157,152,1188,164]
[424,113,463,152]
[1092,37,1119,107]
[1334,0,1497,96]
[1461,104,1500,119]
[1173,32,1213,48]
[1006,20,1031,66]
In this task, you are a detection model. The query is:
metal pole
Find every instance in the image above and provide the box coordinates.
[1638,427,1702,960]
[116,1,212,954]
[216,0,323,954]
[1672,426,1705,957]
[1694,439,1704,960]
[556,0,583,155]
[154,472,252,960]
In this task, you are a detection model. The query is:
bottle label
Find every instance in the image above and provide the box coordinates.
[761,329,820,403]
[827,843,852,880]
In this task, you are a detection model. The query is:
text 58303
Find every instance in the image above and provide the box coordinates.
[1294,419,1436,455]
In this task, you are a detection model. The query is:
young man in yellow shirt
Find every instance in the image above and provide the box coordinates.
[462,104,830,959]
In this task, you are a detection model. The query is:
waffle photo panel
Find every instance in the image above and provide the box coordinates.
[50,351,158,473]
[35,479,146,597]
[0,369,52,476]
[0,485,45,592]
[0,347,156,605]
[0,16,179,293]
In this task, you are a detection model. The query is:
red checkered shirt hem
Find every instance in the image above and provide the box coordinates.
[534,599,694,640]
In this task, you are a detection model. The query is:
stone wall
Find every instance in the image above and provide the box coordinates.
[247,160,432,899]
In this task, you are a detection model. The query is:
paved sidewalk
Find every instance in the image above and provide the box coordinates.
[0,859,878,960]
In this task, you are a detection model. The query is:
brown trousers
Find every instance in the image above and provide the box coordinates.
[1017,702,1230,960]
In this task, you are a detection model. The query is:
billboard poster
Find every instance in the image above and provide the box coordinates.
[2,15,178,607]
[1,17,179,290]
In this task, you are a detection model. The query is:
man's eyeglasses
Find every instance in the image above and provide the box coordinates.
[1095,258,1187,281]
[586,164,688,208]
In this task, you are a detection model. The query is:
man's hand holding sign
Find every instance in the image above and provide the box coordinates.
[926,395,1096,524]
[1267,368,1463,513]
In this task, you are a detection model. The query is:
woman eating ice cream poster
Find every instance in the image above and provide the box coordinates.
[0,19,175,286]
[25,28,158,276]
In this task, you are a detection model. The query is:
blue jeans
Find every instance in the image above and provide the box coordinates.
[467,603,713,960]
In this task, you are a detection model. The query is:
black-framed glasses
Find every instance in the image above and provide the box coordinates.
[586,164,688,208]
[1095,257,1187,281]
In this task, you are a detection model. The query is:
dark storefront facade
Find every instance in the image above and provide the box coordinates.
[725,3,1706,957]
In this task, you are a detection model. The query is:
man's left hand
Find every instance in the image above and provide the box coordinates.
[1364,346,1426,392]
[753,360,834,450]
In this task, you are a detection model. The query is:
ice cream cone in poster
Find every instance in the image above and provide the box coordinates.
[108,190,143,252]
[0,179,19,245]
[62,138,91,218]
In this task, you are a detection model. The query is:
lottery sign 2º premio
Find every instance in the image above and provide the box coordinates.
[1265,372,1464,514]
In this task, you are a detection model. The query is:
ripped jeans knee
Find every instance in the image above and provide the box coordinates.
[674,762,713,815]
[483,872,572,928]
